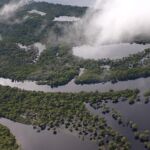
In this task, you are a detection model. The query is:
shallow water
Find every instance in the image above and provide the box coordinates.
[107,101,150,131]
[86,102,148,150]
[73,43,150,59]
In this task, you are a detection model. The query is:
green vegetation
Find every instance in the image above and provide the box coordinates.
[134,130,150,142]
[0,1,150,150]
[0,1,86,45]
[0,42,80,86]
[0,1,85,87]
[0,124,19,150]
[0,41,38,80]
[87,88,150,150]
[144,90,150,97]
[89,89,139,110]
[75,67,104,84]
[31,45,80,86]
[0,1,150,87]
[27,2,86,19]
[2,41,150,87]
[76,49,150,85]
[0,86,138,149]
[144,90,150,104]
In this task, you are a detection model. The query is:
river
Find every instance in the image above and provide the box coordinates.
[2,1,149,149]
[0,118,97,150]
[0,41,150,149]
[0,75,149,150]
[0,77,149,93]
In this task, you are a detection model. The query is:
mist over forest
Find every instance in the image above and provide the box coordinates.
[0,1,150,150]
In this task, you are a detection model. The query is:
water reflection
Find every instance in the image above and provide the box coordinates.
[73,43,150,59]
[0,77,149,93]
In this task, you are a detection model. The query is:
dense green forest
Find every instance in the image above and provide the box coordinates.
[0,1,150,87]
[0,85,149,149]
[0,38,150,87]
[0,1,86,86]
[0,85,140,149]
[0,1,86,45]
[0,124,19,150]
[75,49,150,84]
[0,1,150,150]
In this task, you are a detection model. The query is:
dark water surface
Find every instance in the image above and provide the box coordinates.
[0,42,150,150]
[2,1,150,149]
[0,77,150,150]
[107,101,150,131]
[86,101,150,150]
[0,118,97,150]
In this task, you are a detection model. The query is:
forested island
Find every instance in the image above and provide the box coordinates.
[1,41,150,87]
[0,1,150,150]
[0,1,150,87]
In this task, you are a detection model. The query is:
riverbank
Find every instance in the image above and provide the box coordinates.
[0,118,97,150]
[0,123,19,150]
[0,86,139,150]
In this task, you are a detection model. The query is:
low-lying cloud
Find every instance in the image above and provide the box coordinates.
[0,0,30,22]
[82,0,150,45]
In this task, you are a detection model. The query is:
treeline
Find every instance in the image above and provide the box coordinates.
[0,39,150,87]
[75,49,150,85]
[0,41,79,86]
[0,124,19,150]
[0,86,138,149]
[0,1,86,45]
[0,41,37,80]
[26,1,87,19]
[0,1,149,87]
[0,1,88,87]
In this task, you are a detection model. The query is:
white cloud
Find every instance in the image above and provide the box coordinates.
[83,0,150,45]
[0,0,30,21]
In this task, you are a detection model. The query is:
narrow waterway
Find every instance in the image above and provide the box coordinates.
[0,77,149,93]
